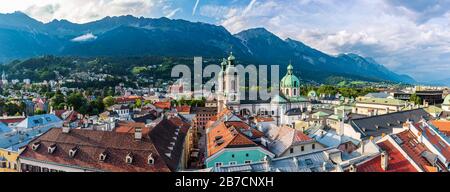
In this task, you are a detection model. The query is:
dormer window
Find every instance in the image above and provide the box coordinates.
[32,142,41,151]
[99,151,107,162]
[48,144,56,154]
[148,153,154,165]
[69,147,78,158]
[126,153,133,164]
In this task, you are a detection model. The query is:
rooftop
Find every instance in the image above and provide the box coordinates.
[356,140,418,172]
[356,97,409,106]
[350,109,430,139]
[20,128,171,172]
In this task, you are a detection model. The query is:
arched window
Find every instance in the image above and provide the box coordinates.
[293,89,297,96]
[286,89,290,96]
[294,81,298,87]
[231,80,236,92]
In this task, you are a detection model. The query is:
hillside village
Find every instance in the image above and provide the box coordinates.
[0,54,449,172]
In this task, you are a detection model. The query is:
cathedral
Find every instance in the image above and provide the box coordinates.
[216,53,310,126]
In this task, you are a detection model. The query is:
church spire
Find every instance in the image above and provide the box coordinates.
[287,61,293,75]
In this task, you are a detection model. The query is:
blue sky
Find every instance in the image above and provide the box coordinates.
[1,0,450,82]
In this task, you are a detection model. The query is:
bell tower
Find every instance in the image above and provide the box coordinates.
[217,52,240,112]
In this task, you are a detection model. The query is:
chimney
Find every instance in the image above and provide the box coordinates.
[62,127,70,133]
[135,127,143,140]
[322,162,327,171]
[381,151,389,171]
[263,155,271,172]
[360,140,365,154]
[349,164,357,172]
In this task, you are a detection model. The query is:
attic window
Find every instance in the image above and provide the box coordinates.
[48,144,56,154]
[99,151,107,162]
[148,153,154,165]
[215,136,223,140]
[32,142,41,151]
[69,147,78,158]
[126,153,133,164]
[215,139,225,146]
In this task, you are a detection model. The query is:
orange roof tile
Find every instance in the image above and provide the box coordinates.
[154,101,171,110]
[175,105,191,113]
[115,121,150,135]
[431,120,450,136]
[255,117,275,122]
[225,121,264,138]
[207,122,257,157]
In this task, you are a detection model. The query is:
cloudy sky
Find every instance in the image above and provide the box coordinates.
[1,0,449,82]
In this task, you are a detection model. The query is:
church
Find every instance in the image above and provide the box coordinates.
[216,53,311,126]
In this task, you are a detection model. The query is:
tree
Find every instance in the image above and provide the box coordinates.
[410,93,422,105]
[34,109,46,115]
[67,92,88,111]
[51,91,66,110]
[135,99,142,108]
[103,96,115,108]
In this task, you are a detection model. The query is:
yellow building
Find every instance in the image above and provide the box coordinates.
[0,148,19,172]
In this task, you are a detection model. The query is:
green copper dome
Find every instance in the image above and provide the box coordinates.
[221,58,227,66]
[228,52,235,61]
[280,63,300,88]
[444,95,450,106]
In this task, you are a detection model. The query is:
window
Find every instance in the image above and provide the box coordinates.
[245,153,249,157]
[301,146,304,151]
[312,144,315,150]
[293,89,297,96]
[286,89,290,95]
[305,159,313,166]
[231,154,235,158]
[126,154,133,164]
[215,162,223,167]
[229,161,237,165]
[290,148,294,154]
[245,160,252,164]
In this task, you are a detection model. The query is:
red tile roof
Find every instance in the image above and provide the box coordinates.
[20,128,170,172]
[395,131,434,171]
[254,117,275,122]
[417,122,450,161]
[225,121,264,138]
[357,140,418,172]
[207,122,257,157]
[175,105,191,113]
[0,117,25,124]
[115,96,143,104]
[153,101,171,110]
[115,121,150,135]
[294,131,314,143]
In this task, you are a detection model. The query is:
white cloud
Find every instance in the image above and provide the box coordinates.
[0,0,168,23]
[71,33,97,42]
[215,0,450,81]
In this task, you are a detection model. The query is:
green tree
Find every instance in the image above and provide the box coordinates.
[410,93,422,105]
[67,92,88,111]
[51,91,66,110]
[103,96,115,108]
[135,99,142,108]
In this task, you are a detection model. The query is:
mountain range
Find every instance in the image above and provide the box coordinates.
[0,11,415,84]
